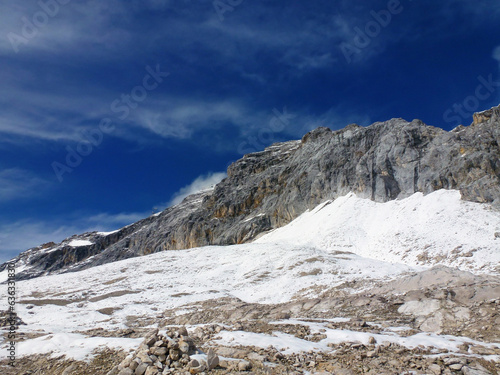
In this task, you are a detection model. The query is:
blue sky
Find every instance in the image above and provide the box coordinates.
[1,0,500,262]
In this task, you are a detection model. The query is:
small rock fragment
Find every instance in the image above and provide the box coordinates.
[238,361,252,371]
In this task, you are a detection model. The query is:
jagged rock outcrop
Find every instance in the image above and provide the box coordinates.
[2,105,500,280]
[473,104,500,126]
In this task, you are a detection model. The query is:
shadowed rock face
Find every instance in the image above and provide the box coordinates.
[2,106,500,280]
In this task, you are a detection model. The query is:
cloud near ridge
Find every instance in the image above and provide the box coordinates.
[168,172,227,206]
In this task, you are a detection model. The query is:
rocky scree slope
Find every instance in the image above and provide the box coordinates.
[2,105,500,280]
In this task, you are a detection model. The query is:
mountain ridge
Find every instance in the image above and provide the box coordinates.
[2,104,500,280]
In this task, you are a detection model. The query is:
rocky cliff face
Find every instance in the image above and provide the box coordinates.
[473,105,500,125]
[2,105,500,280]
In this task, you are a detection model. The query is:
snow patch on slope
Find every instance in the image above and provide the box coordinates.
[213,319,500,357]
[0,242,416,361]
[14,333,142,362]
[256,190,500,273]
[0,243,415,339]
[68,239,94,247]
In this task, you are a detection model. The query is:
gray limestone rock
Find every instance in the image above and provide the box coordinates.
[206,348,219,370]
[462,364,494,375]
[134,363,148,375]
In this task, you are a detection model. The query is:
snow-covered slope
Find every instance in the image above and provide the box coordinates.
[1,242,415,330]
[1,190,499,364]
[257,189,500,273]
[0,241,417,361]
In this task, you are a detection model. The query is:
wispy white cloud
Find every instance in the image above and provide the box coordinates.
[1,0,495,150]
[200,10,350,74]
[86,212,149,227]
[131,98,371,152]
[0,0,134,55]
[130,98,260,140]
[0,113,84,143]
[0,57,373,153]
[282,52,337,72]
[0,168,50,201]
[0,220,76,263]
[0,0,414,149]
[0,81,123,143]
[169,172,226,206]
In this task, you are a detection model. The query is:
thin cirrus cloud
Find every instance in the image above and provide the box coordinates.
[0,111,85,143]
[130,99,264,140]
[0,220,77,262]
[0,84,367,149]
[130,100,372,154]
[1,1,217,58]
[2,0,351,70]
[2,0,498,63]
[0,0,134,55]
[0,70,125,143]
[0,0,440,149]
[0,3,497,149]
[200,10,351,73]
[0,168,50,202]
[0,89,261,145]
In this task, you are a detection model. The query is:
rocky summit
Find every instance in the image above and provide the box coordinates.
[0,105,500,375]
[2,105,499,281]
